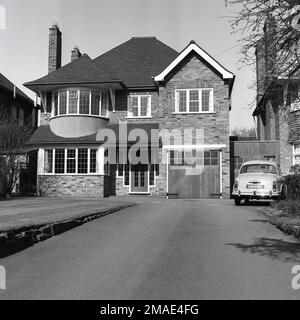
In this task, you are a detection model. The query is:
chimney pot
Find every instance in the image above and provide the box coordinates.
[71,46,82,61]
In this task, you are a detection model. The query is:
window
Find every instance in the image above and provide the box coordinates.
[52,89,109,117]
[44,149,53,173]
[91,91,100,115]
[66,149,76,173]
[78,149,88,174]
[44,148,98,175]
[293,144,300,165]
[54,93,59,116]
[54,149,65,174]
[204,150,219,166]
[59,91,67,115]
[189,90,199,112]
[124,164,130,186]
[101,92,109,117]
[149,164,157,186]
[90,149,97,173]
[128,95,151,118]
[68,90,78,114]
[175,89,213,113]
[240,164,277,174]
[178,91,187,113]
[79,90,90,114]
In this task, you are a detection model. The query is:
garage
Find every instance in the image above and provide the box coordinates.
[167,148,222,199]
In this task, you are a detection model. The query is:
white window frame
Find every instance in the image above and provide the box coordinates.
[293,144,300,165]
[174,88,214,114]
[43,148,100,175]
[127,94,152,118]
[51,89,110,118]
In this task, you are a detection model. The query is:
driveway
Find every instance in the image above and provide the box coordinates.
[0,198,300,300]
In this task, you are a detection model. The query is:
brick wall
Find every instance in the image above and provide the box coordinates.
[288,109,300,143]
[157,52,231,197]
[109,90,159,123]
[37,175,107,197]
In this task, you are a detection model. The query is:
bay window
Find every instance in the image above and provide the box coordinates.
[128,95,151,118]
[52,89,110,117]
[44,148,98,175]
[175,88,214,113]
[79,90,90,114]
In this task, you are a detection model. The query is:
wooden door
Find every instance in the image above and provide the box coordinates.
[168,150,220,199]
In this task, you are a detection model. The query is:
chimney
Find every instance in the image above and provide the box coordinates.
[71,46,82,61]
[48,23,62,74]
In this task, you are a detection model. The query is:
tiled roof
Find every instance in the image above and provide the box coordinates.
[93,37,179,87]
[24,54,121,87]
[25,37,179,90]
[27,123,159,146]
[0,72,32,103]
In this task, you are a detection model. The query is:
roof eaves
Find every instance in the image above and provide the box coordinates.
[154,41,235,82]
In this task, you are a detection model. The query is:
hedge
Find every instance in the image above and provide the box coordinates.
[284,175,300,200]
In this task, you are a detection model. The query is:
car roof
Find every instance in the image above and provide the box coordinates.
[241,160,278,166]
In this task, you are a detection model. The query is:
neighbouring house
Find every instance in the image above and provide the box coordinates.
[253,17,300,175]
[0,72,38,195]
[25,23,235,199]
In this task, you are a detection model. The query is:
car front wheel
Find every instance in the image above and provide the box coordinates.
[234,198,241,206]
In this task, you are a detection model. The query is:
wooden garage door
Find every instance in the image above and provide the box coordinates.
[168,150,220,199]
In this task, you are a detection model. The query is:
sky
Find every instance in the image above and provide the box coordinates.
[0,0,256,130]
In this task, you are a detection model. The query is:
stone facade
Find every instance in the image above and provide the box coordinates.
[37,175,108,197]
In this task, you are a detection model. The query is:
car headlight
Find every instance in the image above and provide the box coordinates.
[234,180,238,191]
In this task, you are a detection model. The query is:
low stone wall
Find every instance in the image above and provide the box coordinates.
[37,175,107,197]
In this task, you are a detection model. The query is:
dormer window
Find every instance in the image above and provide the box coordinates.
[52,89,110,117]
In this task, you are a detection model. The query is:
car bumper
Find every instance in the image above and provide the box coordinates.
[232,190,281,199]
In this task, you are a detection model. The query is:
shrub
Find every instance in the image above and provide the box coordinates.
[284,174,300,200]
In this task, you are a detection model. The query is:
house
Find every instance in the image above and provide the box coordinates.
[25,24,235,199]
[253,17,299,175]
[0,72,38,195]
[0,72,37,127]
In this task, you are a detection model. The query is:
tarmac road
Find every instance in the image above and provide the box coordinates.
[0,198,300,300]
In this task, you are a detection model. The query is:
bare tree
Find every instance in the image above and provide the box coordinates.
[226,0,300,76]
[231,126,257,137]
[0,109,33,196]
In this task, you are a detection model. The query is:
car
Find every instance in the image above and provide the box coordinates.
[232,160,285,206]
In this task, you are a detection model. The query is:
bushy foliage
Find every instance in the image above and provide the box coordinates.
[283,174,300,200]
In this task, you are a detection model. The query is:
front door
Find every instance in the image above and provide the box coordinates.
[131,164,149,193]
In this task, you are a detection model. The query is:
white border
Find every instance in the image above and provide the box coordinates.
[175,88,214,113]
[154,43,234,82]
[127,94,152,118]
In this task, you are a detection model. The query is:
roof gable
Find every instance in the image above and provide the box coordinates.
[154,41,235,82]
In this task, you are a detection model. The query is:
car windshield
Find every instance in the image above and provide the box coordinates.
[240,164,277,174]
